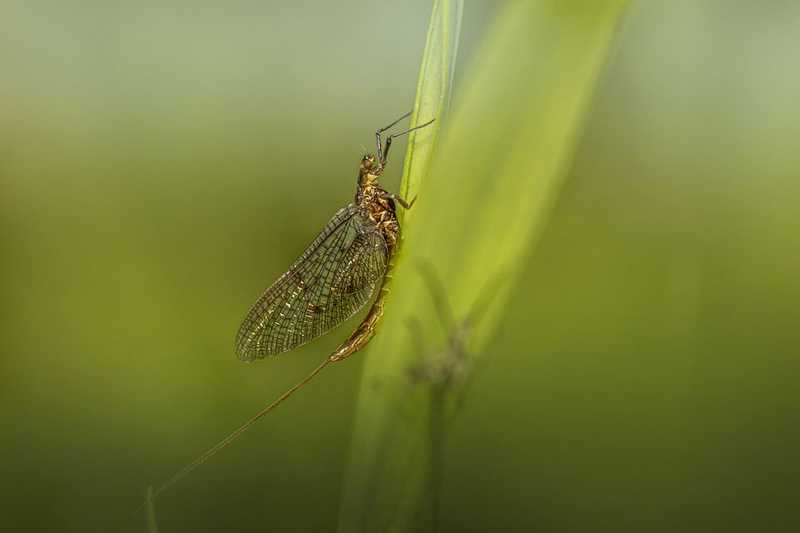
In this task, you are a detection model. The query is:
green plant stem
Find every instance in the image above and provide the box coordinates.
[145,486,159,533]
[338,1,630,531]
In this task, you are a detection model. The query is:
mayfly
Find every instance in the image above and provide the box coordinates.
[151,112,434,499]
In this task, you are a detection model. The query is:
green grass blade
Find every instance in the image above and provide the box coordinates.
[398,0,463,224]
[338,1,629,532]
[337,2,462,530]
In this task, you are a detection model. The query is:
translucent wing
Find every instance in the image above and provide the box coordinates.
[235,204,388,361]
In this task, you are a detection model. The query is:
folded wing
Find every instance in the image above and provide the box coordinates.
[236,204,388,360]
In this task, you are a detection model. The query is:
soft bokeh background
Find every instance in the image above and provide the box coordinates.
[1,1,798,532]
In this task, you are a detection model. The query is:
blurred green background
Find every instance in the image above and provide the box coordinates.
[1,1,798,532]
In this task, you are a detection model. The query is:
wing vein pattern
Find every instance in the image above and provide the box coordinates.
[236,204,388,360]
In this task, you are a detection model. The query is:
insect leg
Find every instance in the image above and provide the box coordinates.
[381,135,394,165]
[381,118,436,165]
[376,111,412,164]
[390,117,436,137]
[381,192,416,210]
[378,110,413,134]
[375,131,384,161]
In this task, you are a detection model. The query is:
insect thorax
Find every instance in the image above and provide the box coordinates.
[356,180,400,250]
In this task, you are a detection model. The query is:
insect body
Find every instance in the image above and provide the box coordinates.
[149,113,433,501]
[236,113,429,362]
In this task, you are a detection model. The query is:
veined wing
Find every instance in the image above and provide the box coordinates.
[235,204,388,361]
